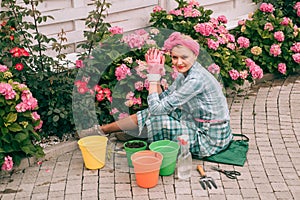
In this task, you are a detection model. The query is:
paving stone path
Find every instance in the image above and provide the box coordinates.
[0,74,300,200]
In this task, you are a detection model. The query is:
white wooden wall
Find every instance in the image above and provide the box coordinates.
[36,0,159,56]
[5,0,259,56]
[162,0,258,29]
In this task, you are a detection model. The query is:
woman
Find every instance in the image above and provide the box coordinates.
[81,32,233,158]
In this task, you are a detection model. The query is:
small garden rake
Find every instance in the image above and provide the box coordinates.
[197,165,217,190]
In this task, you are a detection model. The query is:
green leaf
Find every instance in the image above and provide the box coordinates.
[54,108,60,113]
[21,145,33,155]
[7,122,23,132]
[53,115,60,122]
[0,127,9,135]
[0,109,5,117]
[15,132,28,143]
[5,113,17,123]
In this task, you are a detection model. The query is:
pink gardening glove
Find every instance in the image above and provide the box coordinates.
[145,48,165,81]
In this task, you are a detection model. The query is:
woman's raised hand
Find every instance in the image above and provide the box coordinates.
[145,48,165,82]
[145,47,165,75]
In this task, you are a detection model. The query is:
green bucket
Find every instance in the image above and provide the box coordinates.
[124,140,148,167]
[149,140,179,176]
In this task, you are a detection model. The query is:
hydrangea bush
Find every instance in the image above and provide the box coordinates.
[233,2,300,75]
[150,0,265,88]
[253,0,300,26]
[0,64,44,171]
[73,28,176,129]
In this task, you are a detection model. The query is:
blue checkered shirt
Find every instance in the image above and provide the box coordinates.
[147,61,230,130]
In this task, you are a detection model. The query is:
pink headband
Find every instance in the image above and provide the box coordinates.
[163,32,199,56]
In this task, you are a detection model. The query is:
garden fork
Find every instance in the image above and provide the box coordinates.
[197,165,217,190]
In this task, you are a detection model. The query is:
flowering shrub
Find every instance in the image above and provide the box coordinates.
[73,28,176,129]
[233,2,300,75]
[0,0,78,138]
[253,0,300,26]
[150,0,264,88]
[0,65,44,171]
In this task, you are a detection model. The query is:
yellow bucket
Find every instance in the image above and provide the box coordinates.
[78,136,108,170]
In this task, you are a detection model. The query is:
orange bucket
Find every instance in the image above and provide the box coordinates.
[131,150,163,188]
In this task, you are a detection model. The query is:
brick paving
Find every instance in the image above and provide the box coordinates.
[1,74,300,200]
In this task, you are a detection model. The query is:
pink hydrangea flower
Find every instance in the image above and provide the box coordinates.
[194,22,214,36]
[109,26,123,35]
[292,53,300,63]
[229,69,240,80]
[146,39,156,45]
[32,111,41,121]
[270,44,282,57]
[15,90,38,112]
[168,9,182,16]
[126,91,135,100]
[110,108,119,115]
[150,28,160,35]
[122,34,145,49]
[274,31,285,42]
[226,34,235,43]
[35,120,43,131]
[189,0,200,7]
[209,18,219,27]
[294,2,300,9]
[216,25,228,34]
[238,20,245,26]
[134,81,144,91]
[260,3,274,13]
[118,112,129,119]
[237,37,250,48]
[153,5,163,13]
[135,29,148,37]
[227,43,236,50]
[217,36,226,45]
[32,111,42,130]
[132,97,142,105]
[191,9,201,17]
[249,65,263,79]
[183,6,201,17]
[207,39,219,50]
[264,22,274,31]
[207,63,220,74]
[290,42,300,53]
[217,15,227,24]
[115,64,132,81]
[1,156,13,171]
[245,58,255,67]
[0,64,8,72]
[75,80,89,94]
[135,60,147,79]
[278,63,287,74]
[239,70,248,79]
[0,83,16,100]
[281,17,291,26]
